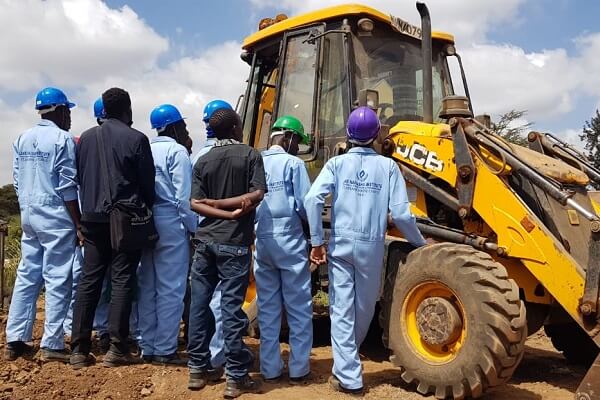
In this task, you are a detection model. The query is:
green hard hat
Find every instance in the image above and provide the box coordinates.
[272,115,309,145]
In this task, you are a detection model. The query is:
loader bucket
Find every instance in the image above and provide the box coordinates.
[577,354,600,400]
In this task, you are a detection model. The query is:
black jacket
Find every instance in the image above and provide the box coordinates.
[77,119,155,222]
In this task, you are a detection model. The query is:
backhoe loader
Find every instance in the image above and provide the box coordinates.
[237,3,600,398]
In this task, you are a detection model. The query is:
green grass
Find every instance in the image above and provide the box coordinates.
[3,215,21,292]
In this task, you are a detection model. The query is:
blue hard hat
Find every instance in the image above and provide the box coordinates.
[150,104,185,131]
[93,97,106,119]
[35,87,76,110]
[203,99,233,122]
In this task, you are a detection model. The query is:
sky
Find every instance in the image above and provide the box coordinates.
[1,0,600,184]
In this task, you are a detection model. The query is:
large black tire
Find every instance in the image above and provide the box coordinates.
[545,322,599,366]
[380,243,527,399]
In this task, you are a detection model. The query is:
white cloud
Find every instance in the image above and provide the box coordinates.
[554,128,584,149]
[0,0,248,184]
[82,40,248,139]
[461,44,580,119]
[0,0,168,92]
[574,32,600,95]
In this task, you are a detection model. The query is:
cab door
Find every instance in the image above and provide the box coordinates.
[271,26,322,154]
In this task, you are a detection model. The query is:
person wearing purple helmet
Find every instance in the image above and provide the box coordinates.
[304,106,426,394]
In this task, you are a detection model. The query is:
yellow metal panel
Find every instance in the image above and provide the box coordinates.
[243,3,454,48]
[391,133,458,183]
[567,209,580,226]
[499,258,552,305]
[391,121,451,137]
[589,191,600,216]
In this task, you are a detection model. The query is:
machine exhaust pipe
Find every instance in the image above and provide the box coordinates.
[417,2,433,124]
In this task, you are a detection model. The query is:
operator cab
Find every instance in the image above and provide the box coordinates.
[239,5,456,178]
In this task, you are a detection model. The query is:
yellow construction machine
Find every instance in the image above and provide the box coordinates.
[238,3,600,398]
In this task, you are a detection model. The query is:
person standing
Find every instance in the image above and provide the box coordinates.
[138,104,197,365]
[184,99,234,368]
[254,115,313,383]
[187,108,266,398]
[305,107,426,394]
[6,87,81,363]
[70,87,155,369]
[64,97,107,341]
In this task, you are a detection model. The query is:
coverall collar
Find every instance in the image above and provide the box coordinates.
[203,138,216,147]
[151,136,176,144]
[37,119,59,128]
[347,146,377,155]
[266,144,286,154]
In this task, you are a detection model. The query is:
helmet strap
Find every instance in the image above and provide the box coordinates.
[38,105,59,115]
[348,137,375,146]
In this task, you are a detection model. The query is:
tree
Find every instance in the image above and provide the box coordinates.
[580,109,600,170]
[489,110,532,146]
[0,184,18,220]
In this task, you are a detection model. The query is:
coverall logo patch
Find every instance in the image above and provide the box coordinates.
[357,170,368,182]
[18,150,50,162]
[266,172,285,193]
[343,170,382,196]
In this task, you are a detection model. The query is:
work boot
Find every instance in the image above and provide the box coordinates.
[98,333,110,354]
[5,341,33,361]
[128,337,140,356]
[102,350,143,367]
[40,348,70,363]
[188,367,224,391]
[289,372,311,385]
[328,375,364,396]
[152,353,187,366]
[207,366,224,382]
[263,374,282,384]
[188,372,207,391]
[223,375,262,399]
[70,353,96,370]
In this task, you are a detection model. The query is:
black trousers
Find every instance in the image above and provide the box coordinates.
[71,222,141,355]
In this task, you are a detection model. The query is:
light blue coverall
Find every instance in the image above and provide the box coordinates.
[305,147,426,389]
[63,246,83,336]
[138,136,197,356]
[93,278,110,336]
[94,276,140,339]
[191,136,225,368]
[254,145,313,379]
[7,119,78,350]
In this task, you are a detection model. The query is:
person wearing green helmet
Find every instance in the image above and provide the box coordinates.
[253,115,313,383]
[270,114,310,153]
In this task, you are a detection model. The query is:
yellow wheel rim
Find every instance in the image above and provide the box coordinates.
[402,281,467,364]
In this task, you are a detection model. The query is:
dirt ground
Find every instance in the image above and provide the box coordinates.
[0,308,585,400]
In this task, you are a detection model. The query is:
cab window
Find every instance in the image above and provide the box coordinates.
[276,30,320,152]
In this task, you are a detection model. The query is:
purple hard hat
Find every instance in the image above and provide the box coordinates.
[347,106,380,144]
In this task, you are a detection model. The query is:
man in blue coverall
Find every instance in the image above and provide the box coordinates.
[138,104,197,365]
[254,115,313,383]
[305,106,426,394]
[6,87,82,363]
